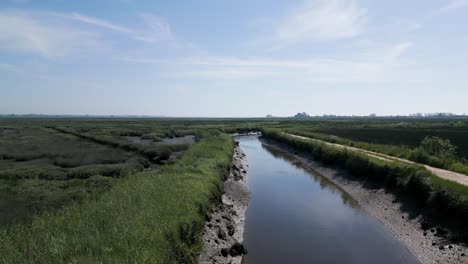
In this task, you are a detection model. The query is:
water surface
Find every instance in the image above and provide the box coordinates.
[238,136,419,264]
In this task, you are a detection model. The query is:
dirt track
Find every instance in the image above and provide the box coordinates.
[288,133,468,186]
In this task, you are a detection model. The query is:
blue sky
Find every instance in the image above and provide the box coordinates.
[1,0,467,117]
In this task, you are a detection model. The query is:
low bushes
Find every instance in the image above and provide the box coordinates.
[285,129,468,176]
[0,132,234,263]
[50,127,186,164]
[66,163,144,179]
[0,165,67,180]
[262,128,468,239]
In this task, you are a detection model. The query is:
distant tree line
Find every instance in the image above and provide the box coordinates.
[262,112,468,119]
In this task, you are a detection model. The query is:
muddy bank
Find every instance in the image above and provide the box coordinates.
[199,144,250,264]
[262,138,468,264]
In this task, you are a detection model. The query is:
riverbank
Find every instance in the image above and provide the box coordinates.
[262,138,468,264]
[199,143,250,264]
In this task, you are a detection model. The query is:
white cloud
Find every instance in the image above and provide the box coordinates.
[275,0,367,45]
[442,0,468,10]
[68,12,172,43]
[69,13,135,34]
[388,42,414,60]
[117,41,415,82]
[0,9,172,58]
[136,13,172,43]
[0,10,103,58]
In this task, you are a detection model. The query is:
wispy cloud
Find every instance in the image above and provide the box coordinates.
[0,10,103,58]
[69,13,136,34]
[0,9,172,58]
[0,63,22,73]
[68,12,172,43]
[117,41,414,82]
[136,13,172,43]
[388,42,414,60]
[275,0,367,46]
[179,69,277,79]
[442,0,468,10]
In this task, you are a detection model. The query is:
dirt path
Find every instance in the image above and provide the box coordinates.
[287,133,468,187]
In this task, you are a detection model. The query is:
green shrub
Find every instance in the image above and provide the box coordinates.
[67,163,143,179]
[85,175,116,193]
[450,162,468,175]
[0,133,234,263]
[418,136,457,159]
[0,166,67,180]
[286,128,468,176]
[143,147,172,161]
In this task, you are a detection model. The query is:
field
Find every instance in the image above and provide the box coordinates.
[274,119,468,175]
[1,117,468,262]
[0,119,208,227]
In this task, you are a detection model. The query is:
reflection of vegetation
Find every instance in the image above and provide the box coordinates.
[261,142,359,209]
[262,128,468,241]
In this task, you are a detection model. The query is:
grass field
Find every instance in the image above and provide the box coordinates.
[1,117,468,261]
[272,119,468,175]
[0,119,215,227]
[0,131,234,263]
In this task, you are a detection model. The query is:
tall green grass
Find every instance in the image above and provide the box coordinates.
[285,128,468,176]
[262,128,468,240]
[0,132,234,263]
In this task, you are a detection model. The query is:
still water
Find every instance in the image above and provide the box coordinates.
[237,136,419,264]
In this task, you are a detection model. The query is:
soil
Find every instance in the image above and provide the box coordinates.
[199,144,250,264]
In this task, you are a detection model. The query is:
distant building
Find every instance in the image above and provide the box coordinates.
[294,112,310,118]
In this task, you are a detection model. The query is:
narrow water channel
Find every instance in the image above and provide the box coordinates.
[237,136,419,264]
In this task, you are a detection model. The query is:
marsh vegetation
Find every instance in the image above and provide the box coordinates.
[1,117,468,263]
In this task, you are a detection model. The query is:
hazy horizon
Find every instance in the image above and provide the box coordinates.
[2,0,468,117]
[1,112,467,119]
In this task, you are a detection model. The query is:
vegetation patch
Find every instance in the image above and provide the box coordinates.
[0,132,234,263]
[285,128,468,176]
[262,128,468,241]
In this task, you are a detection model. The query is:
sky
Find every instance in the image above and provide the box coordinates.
[1,0,467,117]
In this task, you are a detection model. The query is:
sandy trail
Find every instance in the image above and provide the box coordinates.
[287,133,468,186]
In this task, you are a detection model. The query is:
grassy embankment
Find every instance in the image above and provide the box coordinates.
[285,128,468,176]
[0,132,234,263]
[263,129,468,240]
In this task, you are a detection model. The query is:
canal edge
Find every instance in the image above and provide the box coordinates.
[199,142,251,263]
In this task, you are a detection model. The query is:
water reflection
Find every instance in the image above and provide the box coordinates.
[261,143,359,209]
[239,136,419,264]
